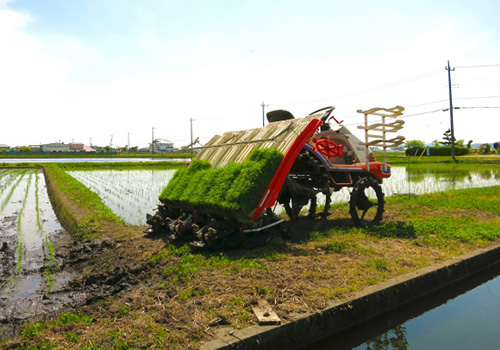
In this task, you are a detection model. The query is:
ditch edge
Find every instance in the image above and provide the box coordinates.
[200,242,500,350]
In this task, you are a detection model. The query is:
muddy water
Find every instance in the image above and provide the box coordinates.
[0,169,83,337]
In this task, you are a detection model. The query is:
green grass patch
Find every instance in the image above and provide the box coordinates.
[55,311,94,325]
[379,185,500,246]
[155,244,271,289]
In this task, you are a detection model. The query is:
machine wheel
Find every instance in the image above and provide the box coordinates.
[280,152,331,220]
[349,177,385,227]
[282,178,316,220]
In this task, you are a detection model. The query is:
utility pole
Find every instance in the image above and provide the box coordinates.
[445,60,457,163]
[152,127,155,155]
[261,101,268,127]
[190,117,195,156]
[110,135,113,149]
[127,132,130,149]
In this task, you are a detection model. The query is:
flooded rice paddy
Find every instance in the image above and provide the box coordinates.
[67,170,176,225]
[0,168,78,335]
[67,165,500,225]
[0,157,187,163]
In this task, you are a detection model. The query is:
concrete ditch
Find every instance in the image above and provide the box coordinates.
[200,242,500,350]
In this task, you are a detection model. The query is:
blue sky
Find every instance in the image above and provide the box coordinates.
[1,0,499,148]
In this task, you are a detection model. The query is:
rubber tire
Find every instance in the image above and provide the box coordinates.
[349,177,385,227]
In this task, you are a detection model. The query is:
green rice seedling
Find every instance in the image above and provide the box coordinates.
[0,169,26,212]
[159,148,284,217]
[16,240,23,273]
[67,169,176,225]
[15,171,33,273]
[35,171,43,232]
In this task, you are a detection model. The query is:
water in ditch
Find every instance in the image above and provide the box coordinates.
[306,263,500,349]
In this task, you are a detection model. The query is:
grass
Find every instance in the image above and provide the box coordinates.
[153,244,271,288]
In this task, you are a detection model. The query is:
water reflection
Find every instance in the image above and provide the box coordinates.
[307,264,500,350]
[388,166,500,197]
[363,326,409,350]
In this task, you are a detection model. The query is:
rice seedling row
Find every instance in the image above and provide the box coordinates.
[68,170,175,225]
[15,171,34,272]
[67,170,176,225]
[0,170,27,213]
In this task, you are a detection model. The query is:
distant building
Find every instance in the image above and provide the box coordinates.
[41,142,71,153]
[151,139,178,152]
[0,144,10,151]
[83,145,96,152]
[29,145,42,152]
[70,142,96,152]
[70,142,85,152]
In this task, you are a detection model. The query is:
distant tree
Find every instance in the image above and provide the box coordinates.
[104,145,111,152]
[404,140,425,149]
[119,146,128,153]
[432,139,440,147]
[467,140,473,149]
[0,148,7,153]
[129,146,138,152]
[19,145,31,153]
[480,143,491,154]
[440,128,456,146]
[456,139,465,147]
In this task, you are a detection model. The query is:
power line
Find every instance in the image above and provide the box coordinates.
[454,106,500,110]
[455,95,500,100]
[455,64,500,68]
[406,99,448,108]
[342,105,499,128]
[267,68,444,106]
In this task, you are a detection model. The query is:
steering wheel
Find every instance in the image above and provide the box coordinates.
[313,138,344,158]
[308,106,335,121]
